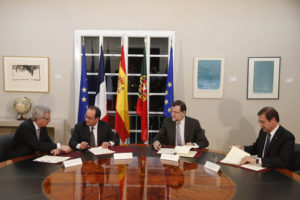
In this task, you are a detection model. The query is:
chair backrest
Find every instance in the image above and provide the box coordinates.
[0,134,15,162]
[290,143,300,173]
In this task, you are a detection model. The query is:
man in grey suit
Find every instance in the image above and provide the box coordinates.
[153,100,209,151]
[234,107,295,168]
[69,106,119,150]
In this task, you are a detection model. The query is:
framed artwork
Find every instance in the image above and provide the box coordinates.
[193,57,224,98]
[247,57,281,99]
[3,56,49,92]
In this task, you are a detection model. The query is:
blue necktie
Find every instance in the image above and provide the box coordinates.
[263,133,271,157]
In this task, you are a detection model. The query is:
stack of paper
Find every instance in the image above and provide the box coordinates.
[157,148,175,155]
[220,146,266,171]
[89,147,115,155]
[34,155,70,163]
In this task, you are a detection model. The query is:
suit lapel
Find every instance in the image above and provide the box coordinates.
[266,126,282,155]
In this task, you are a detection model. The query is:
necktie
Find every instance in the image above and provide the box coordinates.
[36,128,40,140]
[176,122,182,146]
[90,127,95,147]
[263,133,271,157]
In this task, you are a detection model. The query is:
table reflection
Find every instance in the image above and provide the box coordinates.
[44,155,235,200]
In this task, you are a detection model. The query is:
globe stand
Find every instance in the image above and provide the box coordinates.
[16,114,27,120]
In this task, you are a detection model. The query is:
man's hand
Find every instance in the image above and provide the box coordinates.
[80,141,90,150]
[50,149,60,156]
[186,142,193,146]
[153,141,161,151]
[60,145,72,153]
[229,145,244,150]
[101,142,111,149]
[239,156,256,165]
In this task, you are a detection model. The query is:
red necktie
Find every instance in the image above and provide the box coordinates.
[36,129,40,140]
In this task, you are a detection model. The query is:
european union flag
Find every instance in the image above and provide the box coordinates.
[163,47,174,118]
[78,45,89,122]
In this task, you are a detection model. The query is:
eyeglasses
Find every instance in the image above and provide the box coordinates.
[171,111,182,115]
[42,117,51,121]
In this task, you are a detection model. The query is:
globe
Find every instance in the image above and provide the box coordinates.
[13,97,32,120]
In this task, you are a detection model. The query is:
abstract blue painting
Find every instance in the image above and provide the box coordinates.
[253,61,274,93]
[247,57,280,99]
[197,60,221,90]
[194,58,224,98]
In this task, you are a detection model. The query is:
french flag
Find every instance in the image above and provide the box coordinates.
[95,46,108,121]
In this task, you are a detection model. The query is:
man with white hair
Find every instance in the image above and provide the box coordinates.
[8,105,71,158]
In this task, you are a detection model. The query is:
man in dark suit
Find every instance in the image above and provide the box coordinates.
[153,100,209,150]
[235,107,295,168]
[69,106,119,150]
[9,105,71,159]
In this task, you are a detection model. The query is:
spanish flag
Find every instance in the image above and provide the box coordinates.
[115,45,130,142]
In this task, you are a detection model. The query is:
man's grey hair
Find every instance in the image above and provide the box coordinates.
[32,105,51,121]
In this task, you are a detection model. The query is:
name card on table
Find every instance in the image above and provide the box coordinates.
[160,154,179,162]
[63,158,83,168]
[114,153,133,160]
[204,161,221,173]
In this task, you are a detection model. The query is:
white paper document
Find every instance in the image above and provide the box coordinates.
[157,148,175,155]
[220,146,250,165]
[175,146,193,154]
[241,163,266,171]
[204,161,221,173]
[176,151,197,158]
[89,147,115,155]
[34,155,70,163]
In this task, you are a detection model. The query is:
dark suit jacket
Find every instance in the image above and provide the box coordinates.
[69,120,119,149]
[153,116,209,148]
[244,125,295,168]
[8,119,57,159]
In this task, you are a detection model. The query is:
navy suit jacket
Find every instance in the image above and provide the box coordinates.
[9,119,56,159]
[153,116,209,148]
[69,120,119,149]
[244,125,295,168]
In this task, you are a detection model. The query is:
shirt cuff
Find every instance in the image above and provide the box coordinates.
[57,143,61,149]
[109,141,115,146]
[76,143,81,149]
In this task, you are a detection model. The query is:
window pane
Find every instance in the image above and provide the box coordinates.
[128,95,138,111]
[150,57,168,74]
[81,37,99,54]
[103,37,121,54]
[149,114,165,130]
[128,57,143,74]
[106,95,115,111]
[128,76,139,93]
[87,75,98,93]
[150,38,168,55]
[85,56,99,73]
[128,37,145,54]
[88,93,96,107]
[104,56,121,74]
[130,115,140,130]
[149,96,165,111]
[106,75,117,92]
[150,76,167,93]
[129,132,143,144]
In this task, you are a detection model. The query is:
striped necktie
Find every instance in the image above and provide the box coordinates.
[176,122,182,146]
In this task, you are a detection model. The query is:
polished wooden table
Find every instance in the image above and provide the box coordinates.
[0,145,300,200]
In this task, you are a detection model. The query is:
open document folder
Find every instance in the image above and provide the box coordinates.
[89,147,115,155]
[220,146,266,172]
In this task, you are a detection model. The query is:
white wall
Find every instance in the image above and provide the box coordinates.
[0,0,300,150]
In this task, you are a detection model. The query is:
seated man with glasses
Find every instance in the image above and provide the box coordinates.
[9,105,71,159]
[153,100,209,150]
[230,107,295,168]
[69,106,119,150]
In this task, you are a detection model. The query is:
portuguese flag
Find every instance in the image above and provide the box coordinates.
[136,48,148,143]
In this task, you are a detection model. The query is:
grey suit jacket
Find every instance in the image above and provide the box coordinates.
[69,120,119,149]
[153,116,209,148]
[244,125,295,168]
